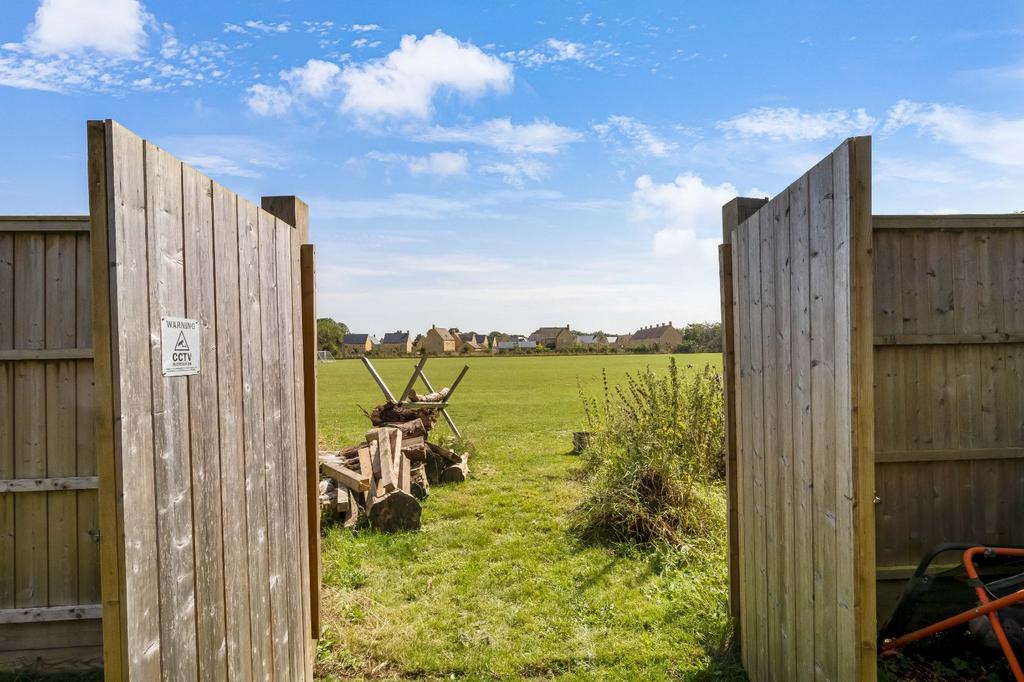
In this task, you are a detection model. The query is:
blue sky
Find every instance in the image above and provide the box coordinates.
[2,1,1023,336]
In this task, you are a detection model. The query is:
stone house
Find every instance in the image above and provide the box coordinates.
[628,322,682,351]
[528,325,576,349]
[341,333,372,356]
[380,330,412,355]
[422,325,456,354]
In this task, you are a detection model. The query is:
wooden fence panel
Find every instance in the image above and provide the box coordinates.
[89,119,314,681]
[0,218,100,673]
[872,216,1024,622]
[725,137,875,681]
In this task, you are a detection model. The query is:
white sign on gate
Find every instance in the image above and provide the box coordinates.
[161,317,201,377]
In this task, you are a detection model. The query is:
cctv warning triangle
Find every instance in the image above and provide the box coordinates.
[174,331,190,352]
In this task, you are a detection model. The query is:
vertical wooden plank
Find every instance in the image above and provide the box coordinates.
[718,243,740,627]
[213,184,254,682]
[300,244,319,646]
[237,200,272,681]
[76,233,100,604]
[734,218,754,672]
[274,217,303,679]
[0,233,13,610]
[88,119,130,680]
[809,153,837,680]
[746,210,767,681]
[264,194,315,669]
[13,233,48,609]
[144,140,198,680]
[45,233,79,606]
[103,121,165,678]
[772,189,796,681]
[257,208,292,681]
[759,199,779,680]
[720,197,765,649]
[182,163,228,680]
[789,173,816,680]
[847,137,875,680]
[832,143,856,679]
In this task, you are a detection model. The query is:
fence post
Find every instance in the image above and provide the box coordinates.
[721,197,767,647]
[261,196,319,659]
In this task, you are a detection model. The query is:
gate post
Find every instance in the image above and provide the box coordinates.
[721,197,767,646]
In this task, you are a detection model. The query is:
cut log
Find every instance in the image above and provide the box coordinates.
[319,455,370,492]
[373,429,397,493]
[402,443,429,461]
[334,487,351,513]
[382,419,427,438]
[426,441,462,464]
[357,445,372,480]
[440,455,468,483]
[410,464,430,500]
[367,490,421,532]
[341,490,359,529]
[370,403,439,430]
[410,387,450,403]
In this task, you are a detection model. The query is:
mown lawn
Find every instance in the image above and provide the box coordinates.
[315,354,745,681]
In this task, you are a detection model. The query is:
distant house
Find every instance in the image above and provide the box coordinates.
[473,334,490,350]
[628,322,682,351]
[422,325,456,354]
[606,335,619,346]
[341,333,372,356]
[380,330,412,355]
[529,325,576,349]
[577,333,608,347]
[614,334,631,348]
[458,332,481,350]
[497,335,533,351]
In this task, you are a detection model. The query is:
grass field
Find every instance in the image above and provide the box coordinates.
[315,354,745,681]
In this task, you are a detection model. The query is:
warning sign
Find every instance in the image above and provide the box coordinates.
[161,317,201,377]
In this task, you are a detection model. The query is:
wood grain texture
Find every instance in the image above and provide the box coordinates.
[728,138,875,681]
[872,214,1024,627]
[144,139,199,680]
[183,163,228,680]
[88,121,313,680]
[212,182,254,682]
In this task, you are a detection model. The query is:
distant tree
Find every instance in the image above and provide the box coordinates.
[317,318,348,357]
[675,322,722,353]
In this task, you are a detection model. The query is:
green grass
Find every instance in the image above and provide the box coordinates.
[316,354,744,681]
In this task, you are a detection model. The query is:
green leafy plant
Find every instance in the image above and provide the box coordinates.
[574,359,726,546]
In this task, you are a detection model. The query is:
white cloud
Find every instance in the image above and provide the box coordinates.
[26,0,148,57]
[339,30,513,118]
[594,115,677,158]
[407,151,469,177]
[351,23,382,32]
[630,173,736,259]
[246,58,341,115]
[718,106,876,141]
[244,20,289,34]
[246,83,292,116]
[420,118,582,154]
[882,100,1024,167]
[282,58,340,98]
[479,157,548,187]
[171,135,287,179]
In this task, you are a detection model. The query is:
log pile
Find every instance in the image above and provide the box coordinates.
[319,406,469,532]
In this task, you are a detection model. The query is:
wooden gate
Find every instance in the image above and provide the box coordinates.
[0,216,102,670]
[722,137,876,681]
[88,119,317,680]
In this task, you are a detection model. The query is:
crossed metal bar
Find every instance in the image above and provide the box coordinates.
[361,355,469,439]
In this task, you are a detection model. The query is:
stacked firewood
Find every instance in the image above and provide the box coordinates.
[318,407,469,532]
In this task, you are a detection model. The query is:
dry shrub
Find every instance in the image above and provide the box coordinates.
[574,359,726,546]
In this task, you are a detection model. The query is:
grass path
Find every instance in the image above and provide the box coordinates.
[316,354,744,681]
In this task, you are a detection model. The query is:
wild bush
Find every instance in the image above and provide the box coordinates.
[574,359,726,546]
